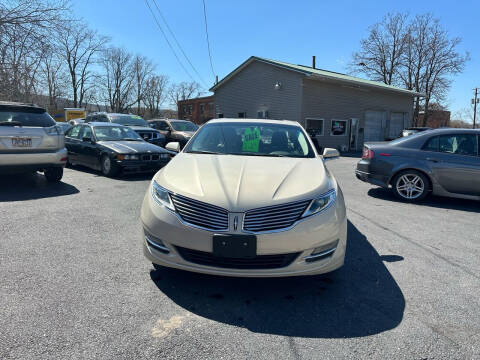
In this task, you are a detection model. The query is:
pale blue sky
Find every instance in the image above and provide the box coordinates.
[74,0,478,118]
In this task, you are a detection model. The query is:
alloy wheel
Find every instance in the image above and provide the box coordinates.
[103,156,111,173]
[396,174,425,200]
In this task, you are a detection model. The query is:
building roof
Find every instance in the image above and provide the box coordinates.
[210,56,423,97]
[178,95,214,104]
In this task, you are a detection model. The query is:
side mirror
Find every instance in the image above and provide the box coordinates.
[165,142,180,152]
[82,136,94,144]
[322,148,340,159]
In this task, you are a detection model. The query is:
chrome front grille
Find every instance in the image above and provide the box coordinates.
[141,153,168,161]
[170,193,229,231]
[243,200,311,233]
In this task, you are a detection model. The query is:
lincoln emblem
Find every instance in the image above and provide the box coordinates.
[233,215,238,231]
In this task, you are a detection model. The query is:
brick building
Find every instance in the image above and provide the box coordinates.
[418,110,451,128]
[177,95,214,124]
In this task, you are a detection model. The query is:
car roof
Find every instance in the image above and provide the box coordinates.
[89,112,141,117]
[207,118,300,126]
[423,128,480,135]
[87,122,126,127]
[0,101,45,111]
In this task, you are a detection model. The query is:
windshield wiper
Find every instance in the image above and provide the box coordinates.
[229,152,289,157]
[186,150,224,155]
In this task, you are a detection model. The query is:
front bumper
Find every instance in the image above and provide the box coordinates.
[117,158,170,173]
[141,188,347,277]
[0,148,67,171]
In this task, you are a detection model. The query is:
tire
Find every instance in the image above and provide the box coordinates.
[44,167,63,182]
[392,170,429,202]
[101,154,118,177]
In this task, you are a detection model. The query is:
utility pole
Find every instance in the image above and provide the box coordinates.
[473,88,479,129]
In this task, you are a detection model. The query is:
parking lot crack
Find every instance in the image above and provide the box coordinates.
[348,207,480,281]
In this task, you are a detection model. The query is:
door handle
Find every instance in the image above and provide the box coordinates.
[426,157,441,163]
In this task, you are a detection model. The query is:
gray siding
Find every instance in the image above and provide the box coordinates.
[214,61,304,122]
[301,78,414,150]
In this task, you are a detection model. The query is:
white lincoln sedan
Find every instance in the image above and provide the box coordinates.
[141,119,347,277]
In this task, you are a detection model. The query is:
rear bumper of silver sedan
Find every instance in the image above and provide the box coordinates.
[0,148,67,171]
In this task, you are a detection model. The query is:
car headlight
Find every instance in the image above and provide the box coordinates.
[302,189,336,218]
[151,181,175,211]
[118,154,139,160]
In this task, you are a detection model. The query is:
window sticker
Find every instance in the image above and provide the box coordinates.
[242,127,261,152]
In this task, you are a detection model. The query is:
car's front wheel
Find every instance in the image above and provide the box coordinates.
[101,155,118,177]
[44,167,63,182]
[392,170,429,202]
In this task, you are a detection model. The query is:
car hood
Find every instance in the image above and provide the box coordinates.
[154,153,334,211]
[98,140,168,153]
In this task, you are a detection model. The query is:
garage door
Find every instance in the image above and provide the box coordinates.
[364,111,385,142]
[389,113,405,139]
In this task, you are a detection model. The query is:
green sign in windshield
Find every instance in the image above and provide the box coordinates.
[242,127,261,152]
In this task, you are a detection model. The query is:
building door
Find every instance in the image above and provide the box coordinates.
[364,111,386,143]
[389,112,405,139]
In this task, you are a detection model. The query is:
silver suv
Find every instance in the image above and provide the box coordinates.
[0,102,67,182]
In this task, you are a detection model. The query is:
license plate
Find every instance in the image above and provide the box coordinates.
[11,137,32,147]
[213,234,257,258]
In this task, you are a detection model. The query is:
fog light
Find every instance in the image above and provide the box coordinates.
[305,239,339,263]
[145,231,170,254]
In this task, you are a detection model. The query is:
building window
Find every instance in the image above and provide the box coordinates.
[188,105,192,115]
[330,119,347,136]
[257,110,269,119]
[209,103,214,113]
[217,113,224,118]
[305,118,324,136]
[200,104,205,114]
[182,105,187,114]
[238,112,246,118]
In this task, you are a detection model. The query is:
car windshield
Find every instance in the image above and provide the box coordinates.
[109,115,148,127]
[184,122,315,158]
[93,126,143,141]
[170,121,198,132]
[0,108,55,127]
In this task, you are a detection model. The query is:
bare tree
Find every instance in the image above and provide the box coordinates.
[418,18,468,125]
[143,75,169,118]
[452,107,474,127]
[350,13,469,126]
[100,46,137,113]
[0,0,68,28]
[40,43,69,110]
[0,1,70,102]
[132,55,154,116]
[57,22,109,107]
[168,81,202,108]
[350,13,408,85]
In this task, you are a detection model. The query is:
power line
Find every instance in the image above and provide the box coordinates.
[151,0,209,89]
[143,0,197,86]
[202,0,215,81]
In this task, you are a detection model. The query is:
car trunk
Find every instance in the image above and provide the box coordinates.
[0,126,59,153]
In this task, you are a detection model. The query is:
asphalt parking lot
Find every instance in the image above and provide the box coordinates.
[1,157,479,360]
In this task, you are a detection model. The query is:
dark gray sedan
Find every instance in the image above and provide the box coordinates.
[356,128,480,202]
